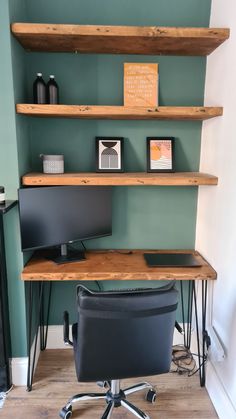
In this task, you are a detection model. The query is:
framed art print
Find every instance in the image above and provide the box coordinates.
[147,137,175,172]
[96,137,124,172]
[124,63,159,107]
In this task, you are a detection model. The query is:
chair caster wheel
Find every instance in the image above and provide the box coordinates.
[59,405,72,419]
[146,389,157,403]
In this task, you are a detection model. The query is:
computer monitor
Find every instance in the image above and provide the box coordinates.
[18,186,112,264]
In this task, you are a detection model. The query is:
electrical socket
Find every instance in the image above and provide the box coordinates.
[208,326,225,363]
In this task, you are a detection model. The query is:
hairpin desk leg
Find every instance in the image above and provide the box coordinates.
[27,281,41,391]
[26,281,32,391]
[40,282,52,351]
[180,282,186,347]
[193,280,208,387]
[180,280,208,387]
[180,281,193,349]
[27,281,52,391]
[187,281,193,349]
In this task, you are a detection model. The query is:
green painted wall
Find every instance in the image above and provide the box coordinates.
[7,0,41,354]
[1,0,211,353]
[0,0,29,356]
[26,0,211,26]
[19,0,211,324]
[0,1,20,198]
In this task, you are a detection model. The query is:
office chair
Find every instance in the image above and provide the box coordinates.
[59,282,178,419]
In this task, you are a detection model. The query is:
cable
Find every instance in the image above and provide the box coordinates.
[5,385,14,394]
[80,241,86,251]
[188,352,208,377]
[171,345,196,376]
[82,248,133,255]
[171,344,208,377]
[80,241,102,291]
[114,250,133,255]
[95,281,102,291]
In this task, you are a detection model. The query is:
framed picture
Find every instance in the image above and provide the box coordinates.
[147,137,175,172]
[96,137,124,172]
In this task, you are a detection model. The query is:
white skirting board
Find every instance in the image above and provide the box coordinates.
[11,326,72,386]
[175,326,236,418]
[11,328,41,386]
[11,357,29,387]
[206,362,236,419]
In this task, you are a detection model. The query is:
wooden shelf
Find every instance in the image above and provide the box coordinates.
[11,23,229,55]
[16,104,223,120]
[22,172,218,187]
[21,249,217,281]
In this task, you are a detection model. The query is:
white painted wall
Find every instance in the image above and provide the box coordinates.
[196,1,236,417]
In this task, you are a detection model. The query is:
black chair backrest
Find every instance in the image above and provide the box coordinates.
[73,282,178,382]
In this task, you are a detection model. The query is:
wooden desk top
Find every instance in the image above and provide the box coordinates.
[21,249,217,281]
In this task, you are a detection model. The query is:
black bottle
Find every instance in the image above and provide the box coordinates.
[33,73,46,104]
[47,75,59,104]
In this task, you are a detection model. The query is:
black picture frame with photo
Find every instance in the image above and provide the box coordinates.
[146,137,175,173]
[96,137,124,172]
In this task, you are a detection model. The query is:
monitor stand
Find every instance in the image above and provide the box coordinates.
[48,244,86,264]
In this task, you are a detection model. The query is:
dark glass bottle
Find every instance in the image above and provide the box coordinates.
[33,73,46,104]
[47,75,59,104]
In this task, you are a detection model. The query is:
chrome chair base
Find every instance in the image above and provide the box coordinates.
[59,379,156,419]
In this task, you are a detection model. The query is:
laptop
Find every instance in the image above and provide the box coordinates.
[144,253,202,267]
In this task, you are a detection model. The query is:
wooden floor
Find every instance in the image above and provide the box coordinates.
[1,349,218,418]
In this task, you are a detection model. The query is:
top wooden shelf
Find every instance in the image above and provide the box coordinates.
[11,23,229,56]
[16,104,223,120]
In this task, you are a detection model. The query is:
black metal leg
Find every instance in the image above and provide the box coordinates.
[186,281,193,349]
[27,281,51,391]
[180,281,193,349]
[28,282,44,391]
[43,282,52,350]
[180,282,186,347]
[26,281,33,391]
[40,282,52,351]
[201,280,208,386]
[40,283,44,351]
[192,281,208,387]
[193,282,202,385]
[180,280,208,387]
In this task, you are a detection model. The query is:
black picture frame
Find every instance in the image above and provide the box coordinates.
[96,137,124,172]
[146,137,175,172]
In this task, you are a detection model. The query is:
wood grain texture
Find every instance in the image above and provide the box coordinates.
[4,349,218,418]
[21,172,218,186]
[11,23,229,55]
[16,104,223,120]
[21,250,217,281]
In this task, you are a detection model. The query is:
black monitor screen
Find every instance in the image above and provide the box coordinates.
[18,186,112,251]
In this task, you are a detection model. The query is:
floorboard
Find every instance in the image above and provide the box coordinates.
[1,349,218,418]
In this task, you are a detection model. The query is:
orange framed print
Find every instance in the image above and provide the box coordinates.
[124,63,158,107]
[147,137,175,172]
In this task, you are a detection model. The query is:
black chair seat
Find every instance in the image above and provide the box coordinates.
[60,282,178,419]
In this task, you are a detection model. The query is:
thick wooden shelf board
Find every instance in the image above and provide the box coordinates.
[22,172,218,186]
[11,23,229,55]
[16,104,223,120]
[21,249,217,281]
